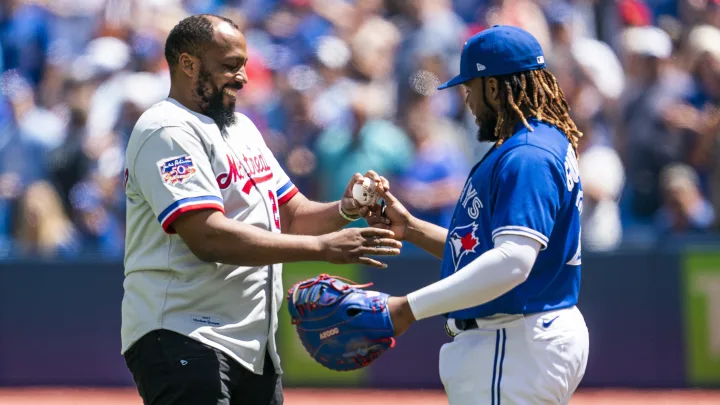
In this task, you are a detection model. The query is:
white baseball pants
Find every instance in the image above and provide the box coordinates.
[439,306,589,405]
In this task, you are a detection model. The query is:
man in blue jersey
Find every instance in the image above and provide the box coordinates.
[369,25,589,404]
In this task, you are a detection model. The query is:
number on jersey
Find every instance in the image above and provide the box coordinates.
[268,190,280,230]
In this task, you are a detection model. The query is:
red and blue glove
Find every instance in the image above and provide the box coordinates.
[286,274,396,371]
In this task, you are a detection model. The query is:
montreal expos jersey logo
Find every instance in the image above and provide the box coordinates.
[157,155,197,186]
[448,222,480,271]
[216,151,274,194]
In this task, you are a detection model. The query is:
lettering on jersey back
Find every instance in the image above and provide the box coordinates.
[565,144,582,266]
[216,149,274,193]
[564,144,580,192]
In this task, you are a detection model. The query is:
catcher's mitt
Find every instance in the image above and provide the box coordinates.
[286,274,396,371]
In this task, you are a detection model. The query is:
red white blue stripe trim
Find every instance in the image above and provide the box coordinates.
[159,195,224,233]
[277,180,298,205]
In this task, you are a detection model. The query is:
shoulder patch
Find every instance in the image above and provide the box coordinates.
[157,154,197,186]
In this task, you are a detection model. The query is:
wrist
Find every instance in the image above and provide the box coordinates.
[338,201,361,222]
[309,234,329,261]
[405,291,422,321]
[403,297,417,323]
[388,295,416,336]
[403,215,422,243]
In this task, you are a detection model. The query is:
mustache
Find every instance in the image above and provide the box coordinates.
[224,84,243,91]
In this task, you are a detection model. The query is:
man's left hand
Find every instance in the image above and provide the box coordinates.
[340,170,390,219]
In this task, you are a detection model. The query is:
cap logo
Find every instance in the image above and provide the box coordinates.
[537,56,545,64]
[476,63,486,71]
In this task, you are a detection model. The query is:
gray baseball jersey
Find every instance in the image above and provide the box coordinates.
[121,98,298,375]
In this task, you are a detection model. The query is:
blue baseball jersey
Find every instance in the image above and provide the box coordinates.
[441,118,583,319]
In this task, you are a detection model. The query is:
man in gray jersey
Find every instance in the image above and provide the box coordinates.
[120,14,401,405]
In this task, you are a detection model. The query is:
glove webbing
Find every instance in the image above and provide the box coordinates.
[289,274,373,322]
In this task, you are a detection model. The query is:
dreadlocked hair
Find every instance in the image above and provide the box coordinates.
[492,68,582,154]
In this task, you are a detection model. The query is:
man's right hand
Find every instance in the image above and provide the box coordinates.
[366,189,449,260]
[318,228,402,268]
[366,189,414,241]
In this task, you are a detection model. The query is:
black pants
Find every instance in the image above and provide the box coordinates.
[124,329,283,405]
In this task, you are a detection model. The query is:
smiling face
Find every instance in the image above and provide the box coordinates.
[180,19,249,131]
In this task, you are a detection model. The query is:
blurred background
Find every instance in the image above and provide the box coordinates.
[1,0,720,403]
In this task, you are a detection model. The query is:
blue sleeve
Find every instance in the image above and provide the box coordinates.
[489,146,562,249]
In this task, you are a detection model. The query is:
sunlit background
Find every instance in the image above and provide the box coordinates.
[1,0,720,403]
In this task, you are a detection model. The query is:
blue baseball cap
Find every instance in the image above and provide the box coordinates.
[437,25,546,90]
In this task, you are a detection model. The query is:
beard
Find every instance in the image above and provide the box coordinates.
[194,66,238,131]
[475,110,498,143]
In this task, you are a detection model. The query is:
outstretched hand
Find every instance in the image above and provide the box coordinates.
[318,227,402,269]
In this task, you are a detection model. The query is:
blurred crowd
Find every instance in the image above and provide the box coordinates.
[0,0,718,259]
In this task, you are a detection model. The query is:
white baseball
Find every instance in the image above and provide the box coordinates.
[352,177,380,206]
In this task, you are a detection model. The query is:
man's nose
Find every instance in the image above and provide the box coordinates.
[234,68,248,85]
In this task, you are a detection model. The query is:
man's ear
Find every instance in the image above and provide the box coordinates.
[485,77,499,103]
[178,53,197,78]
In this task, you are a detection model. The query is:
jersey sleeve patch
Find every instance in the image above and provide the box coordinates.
[157,154,197,186]
[159,195,225,233]
[277,180,299,205]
